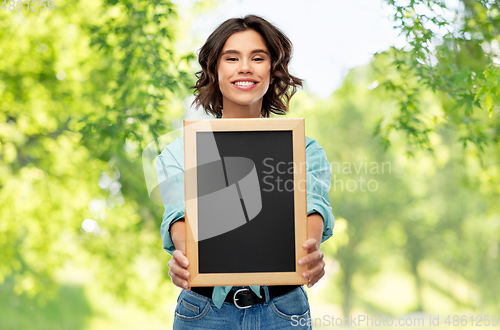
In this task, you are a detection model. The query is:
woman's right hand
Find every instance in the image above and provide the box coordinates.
[168,219,191,290]
[168,249,191,290]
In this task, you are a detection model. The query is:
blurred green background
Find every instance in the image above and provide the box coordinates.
[1,0,499,329]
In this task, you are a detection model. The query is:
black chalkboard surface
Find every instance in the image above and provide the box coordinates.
[184,118,308,287]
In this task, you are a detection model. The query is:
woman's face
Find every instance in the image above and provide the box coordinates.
[217,29,273,116]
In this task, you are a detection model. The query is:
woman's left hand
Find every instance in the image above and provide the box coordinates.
[298,238,325,288]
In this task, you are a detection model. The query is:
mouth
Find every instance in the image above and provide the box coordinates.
[232,81,258,87]
[231,80,258,90]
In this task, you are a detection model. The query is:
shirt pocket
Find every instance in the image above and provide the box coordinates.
[270,286,310,321]
[175,291,211,321]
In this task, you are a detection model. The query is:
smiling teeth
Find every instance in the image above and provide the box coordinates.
[234,81,256,86]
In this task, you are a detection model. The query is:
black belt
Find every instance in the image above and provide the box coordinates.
[191,285,301,309]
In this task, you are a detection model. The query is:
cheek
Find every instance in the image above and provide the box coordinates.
[262,66,272,82]
[217,72,224,92]
[216,63,223,83]
[217,68,229,88]
[218,81,225,95]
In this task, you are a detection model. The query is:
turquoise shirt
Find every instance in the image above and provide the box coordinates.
[157,117,335,309]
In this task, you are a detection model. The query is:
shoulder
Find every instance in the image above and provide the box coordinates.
[158,136,183,163]
[305,136,324,152]
[305,136,330,166]
[167,136,183,151]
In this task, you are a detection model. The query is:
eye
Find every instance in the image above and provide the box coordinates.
[226,57,264,62]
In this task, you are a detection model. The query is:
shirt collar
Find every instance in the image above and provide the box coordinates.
[216,114,265,118]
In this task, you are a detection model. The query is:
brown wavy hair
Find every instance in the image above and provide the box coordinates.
[190,14,303,118]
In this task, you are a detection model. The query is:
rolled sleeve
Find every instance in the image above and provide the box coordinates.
[156,147,185,255]
[306,138,335,243]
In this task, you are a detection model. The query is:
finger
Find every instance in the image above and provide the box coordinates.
[307,268,326,288]
[169,270,190,290]
[302,238,318,251]
[307,251,324,268]
[172,250,189,268]
[298,249,323,267]
[168,260,190,281]
[167,261,190,290]
[302,259,325,279]
[306,259,325,277]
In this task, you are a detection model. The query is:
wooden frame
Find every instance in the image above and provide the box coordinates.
[184,118,308,287]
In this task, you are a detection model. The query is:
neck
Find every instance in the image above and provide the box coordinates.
[221,97,263,119]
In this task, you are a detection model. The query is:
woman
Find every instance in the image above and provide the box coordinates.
[157,14,334,329]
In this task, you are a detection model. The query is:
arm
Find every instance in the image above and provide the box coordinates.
[298,212,326,287]
[167,219,191,291]
[170,218,186,255]
[155,141,191,290]
[298,138,335,287]
[157,146,186,255]
[307,212,324,246]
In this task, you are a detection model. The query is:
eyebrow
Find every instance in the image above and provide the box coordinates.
[220,49,269,56]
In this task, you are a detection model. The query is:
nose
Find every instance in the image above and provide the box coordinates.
[238,58,253,74]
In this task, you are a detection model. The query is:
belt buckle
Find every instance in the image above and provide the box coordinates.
[233,288,252,309]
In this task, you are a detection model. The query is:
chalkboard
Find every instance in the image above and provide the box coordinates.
[184,118,308,287]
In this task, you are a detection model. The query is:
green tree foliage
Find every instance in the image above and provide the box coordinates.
[0,0,198,310]
[2,0,498,326]
[294,48,500,317]
[376,0,500,156]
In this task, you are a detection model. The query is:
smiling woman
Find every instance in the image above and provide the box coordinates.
[190,14,304,118]
[158,14,335,330]
[217,29,273,118]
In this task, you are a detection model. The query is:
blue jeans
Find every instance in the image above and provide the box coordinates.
[172,285,312,329]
